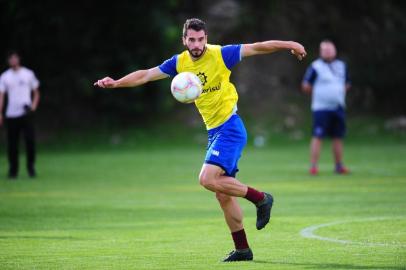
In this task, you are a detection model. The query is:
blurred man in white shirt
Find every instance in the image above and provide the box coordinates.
[302,40,351,175]
[0,51,40,179]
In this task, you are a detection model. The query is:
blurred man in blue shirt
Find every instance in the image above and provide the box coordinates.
[302,40,351,175]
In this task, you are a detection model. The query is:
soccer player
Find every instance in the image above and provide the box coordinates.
[302,40,351,175]
[95,18,306,262]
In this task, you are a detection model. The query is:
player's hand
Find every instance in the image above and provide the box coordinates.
[290,42,307,61]
[94,77,117,88]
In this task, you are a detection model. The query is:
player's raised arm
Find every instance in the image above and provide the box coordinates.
[94,66,168,88]
[241,40,306,60]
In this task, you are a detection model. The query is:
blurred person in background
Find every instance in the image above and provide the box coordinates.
[0,51,40,179]
[302,40,351,175]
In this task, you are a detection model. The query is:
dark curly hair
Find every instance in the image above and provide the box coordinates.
[183,18,207,37]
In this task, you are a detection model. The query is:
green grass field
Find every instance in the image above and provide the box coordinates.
[0,140,405,269]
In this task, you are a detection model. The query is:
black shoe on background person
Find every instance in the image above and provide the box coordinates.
[28,168,36,178]
[7,172,17,180]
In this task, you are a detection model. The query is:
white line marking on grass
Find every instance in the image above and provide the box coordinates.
[300,217,406,247]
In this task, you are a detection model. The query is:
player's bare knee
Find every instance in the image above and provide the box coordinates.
[199,171,216,190]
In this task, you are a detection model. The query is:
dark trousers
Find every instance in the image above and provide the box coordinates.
[6,115,36,176]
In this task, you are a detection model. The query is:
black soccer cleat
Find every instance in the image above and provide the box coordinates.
[222,248,253,262]
[256,192,274,230]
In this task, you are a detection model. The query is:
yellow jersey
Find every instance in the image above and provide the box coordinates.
[159,44,242,129]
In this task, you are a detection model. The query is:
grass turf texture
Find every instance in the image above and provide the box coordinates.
[0,142,405,269]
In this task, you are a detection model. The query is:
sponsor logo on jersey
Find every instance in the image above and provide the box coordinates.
[202,82,222,94]
[197,72,207,86]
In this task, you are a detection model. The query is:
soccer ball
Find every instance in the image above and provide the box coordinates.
[170,72,202,103]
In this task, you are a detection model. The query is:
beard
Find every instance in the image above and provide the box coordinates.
[187,47,205,58]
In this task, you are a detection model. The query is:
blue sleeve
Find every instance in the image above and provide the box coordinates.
[159,55,178,77]
[221,44,242,70]
[303,65,317,85]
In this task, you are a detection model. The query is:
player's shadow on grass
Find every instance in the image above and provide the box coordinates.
[259,261,405,270]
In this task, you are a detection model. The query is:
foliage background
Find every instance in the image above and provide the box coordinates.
[0,0,405,138]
